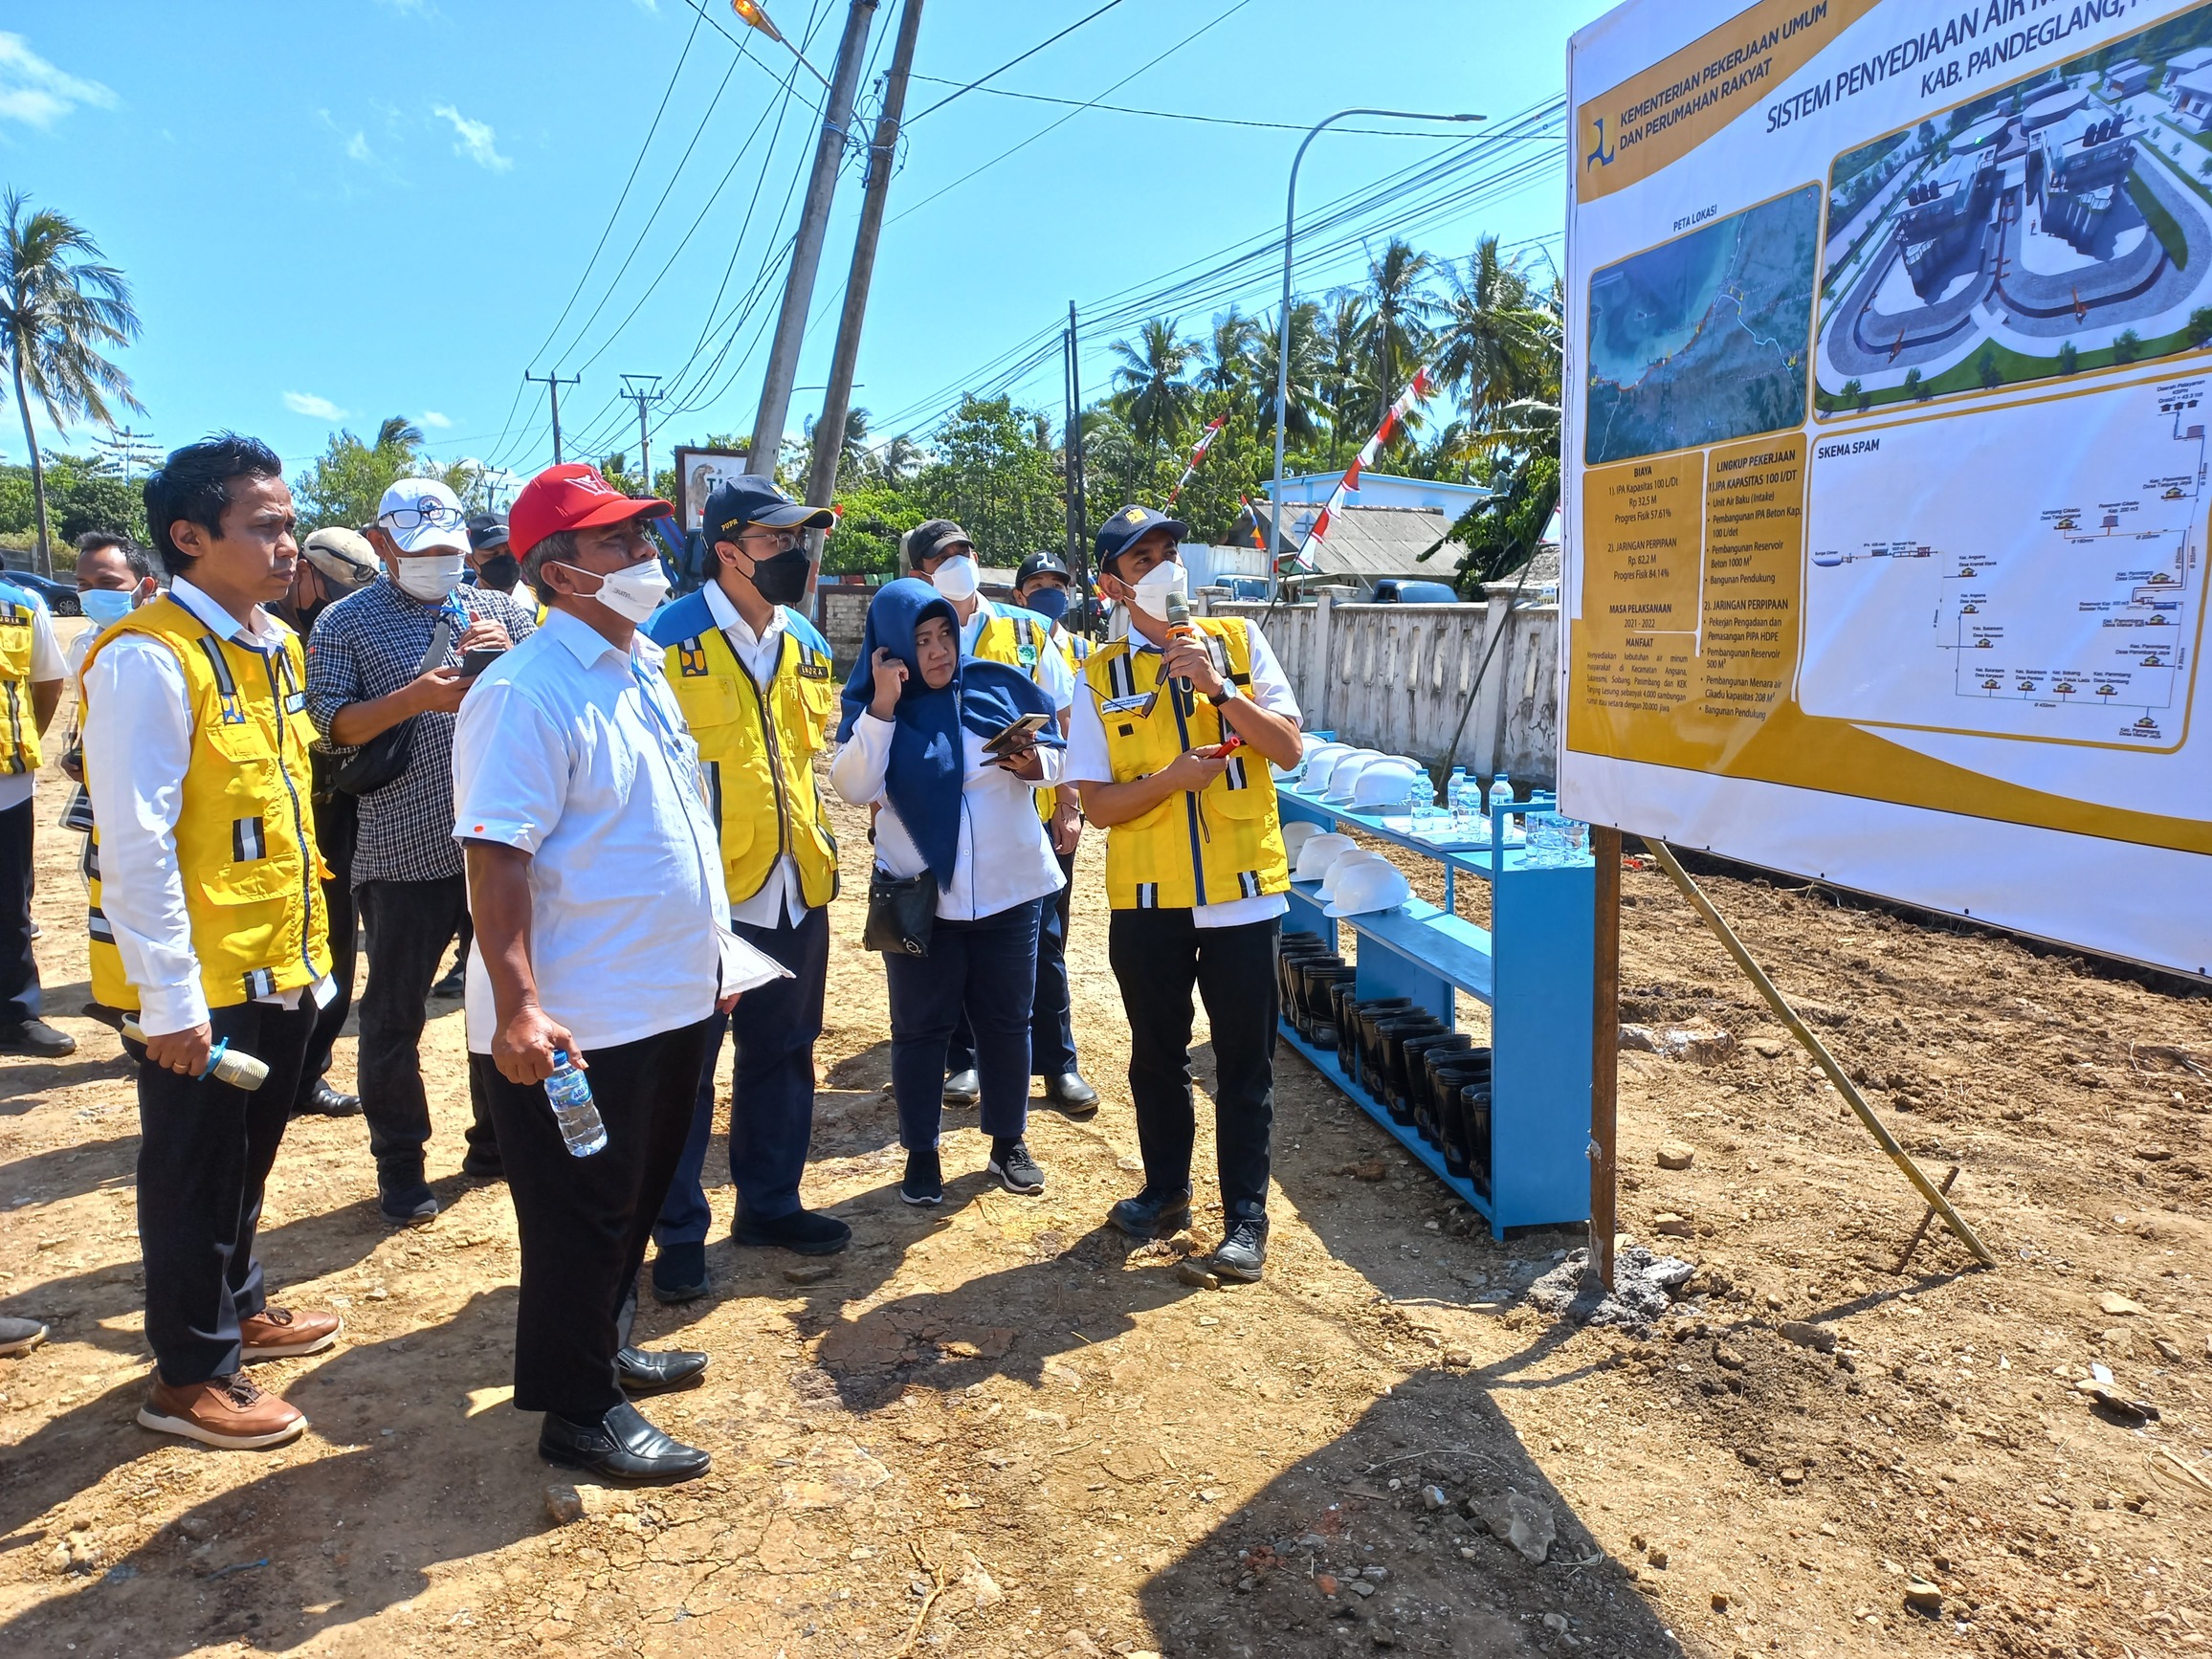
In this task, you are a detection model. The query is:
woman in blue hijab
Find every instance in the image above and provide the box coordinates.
[831,579,1066,1206]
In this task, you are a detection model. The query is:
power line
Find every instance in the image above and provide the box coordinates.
[904,0,1130,123]
[904,77,1544,137]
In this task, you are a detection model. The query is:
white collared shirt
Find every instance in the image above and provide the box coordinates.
[79,578,331,1034]
[829,711,1065,923]
[699,579,806,929]
[1065,613,1301,929]
[960,598,1075,713]
[453,606,783,1055]
[0,580,63,813]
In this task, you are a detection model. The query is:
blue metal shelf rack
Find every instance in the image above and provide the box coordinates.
[1276,777,1596,1237]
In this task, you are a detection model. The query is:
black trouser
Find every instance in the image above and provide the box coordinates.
[356,875,498,1190]
[298,784,359,1105]
[134,999,317,1384]
[476,1015,717,1421]
[1106,909,1279,1224]
[946,848,1077,1078]
[0,797,38,1028]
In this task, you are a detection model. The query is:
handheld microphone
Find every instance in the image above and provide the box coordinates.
[1162,587,1194,696]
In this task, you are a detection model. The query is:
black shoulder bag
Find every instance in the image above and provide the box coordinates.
[862,868,937,957]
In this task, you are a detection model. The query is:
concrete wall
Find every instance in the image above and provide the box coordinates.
[1204,593,1561,788]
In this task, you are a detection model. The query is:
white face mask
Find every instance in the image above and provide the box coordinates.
[561,559,670,625]
[1128,558,1187,621]
[392,550,466,603]
[930,552,980,602]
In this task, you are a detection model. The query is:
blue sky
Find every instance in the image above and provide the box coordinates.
[4,1,1611,489]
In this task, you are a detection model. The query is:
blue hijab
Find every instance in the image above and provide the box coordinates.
[837,578,1062,889]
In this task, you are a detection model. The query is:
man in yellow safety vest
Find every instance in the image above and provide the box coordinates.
[643,474,850,1299]
[1064,506,1305,1283]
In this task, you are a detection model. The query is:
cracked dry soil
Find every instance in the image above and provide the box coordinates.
[5,661,2212,1658]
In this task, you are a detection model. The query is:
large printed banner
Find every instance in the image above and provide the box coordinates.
[1560,0,2212,976]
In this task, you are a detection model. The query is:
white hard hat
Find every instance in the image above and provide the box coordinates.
[1301,742,1355,794]
[1321,750,1384,804]
[1292,830,1357,882]
[1272,732,1326,783]
[1327,858,1413,919]
[1280,820,1324,862]
[1318,849,1389,902]
[1351,759,1422,810]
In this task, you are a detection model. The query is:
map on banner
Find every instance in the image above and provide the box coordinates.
[1561,0,2212,977]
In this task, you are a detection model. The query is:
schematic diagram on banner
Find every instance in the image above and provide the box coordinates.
[1800,375,2204,749]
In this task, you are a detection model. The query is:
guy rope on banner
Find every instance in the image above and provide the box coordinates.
[1166,417,1226,504]
[1284,367,1440,575]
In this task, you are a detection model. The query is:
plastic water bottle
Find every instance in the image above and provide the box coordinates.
[120,1018,271,1091]
[1408,769,1436,830]
[1445,767,1469,834]
[1487,771,1515,814]
[544,1050,608,1158]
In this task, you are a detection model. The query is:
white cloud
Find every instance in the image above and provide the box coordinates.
[283,391,346,421]
[432,103,511,172]
[420,410,453,430]
[345,130,374,164]
[0,33,118,129]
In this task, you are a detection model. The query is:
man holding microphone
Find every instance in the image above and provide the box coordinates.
[453,463,782,1484]
[1064,507,1303,1283]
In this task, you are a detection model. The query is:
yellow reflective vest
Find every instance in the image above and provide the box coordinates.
[968,603,1071,828]
[653,598,841,909]
[0,586,44,776]
[81,597,332,1013]
[1082,616,1290,910]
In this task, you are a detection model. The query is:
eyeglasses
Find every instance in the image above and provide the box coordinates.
[381,500,467,531]
[738,528,806,553]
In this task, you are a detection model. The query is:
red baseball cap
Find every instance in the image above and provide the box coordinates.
[508,463,672,558]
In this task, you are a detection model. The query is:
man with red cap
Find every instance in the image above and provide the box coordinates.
[452,464,783,1483]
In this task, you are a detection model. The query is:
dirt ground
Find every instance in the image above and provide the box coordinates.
[5,640,2212,1659]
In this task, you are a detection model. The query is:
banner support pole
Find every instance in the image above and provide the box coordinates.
[1647,840,1996,1269]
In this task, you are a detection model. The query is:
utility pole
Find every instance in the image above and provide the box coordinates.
[1063,321,1078,581]
[1068,300,1089,595]
[746,0,880,481]
[800,0,922,617]
[96,426,161,487]
[524,371,580,465]
[620,373,663,492]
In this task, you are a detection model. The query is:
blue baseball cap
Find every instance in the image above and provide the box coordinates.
[1095,503,1188,573]
[702,474,836,544]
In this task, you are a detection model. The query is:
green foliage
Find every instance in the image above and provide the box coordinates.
[826,482,924,575]
[1449,450,1558,592]
[1976,343,2002,388]
[913,394,1064,567]
[2058,339,2081,372]
[294,415,489,533]
[0,451,146,546]
[1905,365,1926,399]
[2113,328,2143,365]
[2189,309,2212,349]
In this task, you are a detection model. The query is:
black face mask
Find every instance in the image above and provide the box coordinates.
[748,546,811,608]
[476,552,521,592]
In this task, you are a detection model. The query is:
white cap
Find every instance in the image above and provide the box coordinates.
[1302,742,1355,794]
[376,477,472,554]
[1292,830,1357,882]
[1321,750,1385,804]
[1318,849,1388,901]
[1351,759,1422,810]
[1280,820,1324,862]
[1327,859,1413,918]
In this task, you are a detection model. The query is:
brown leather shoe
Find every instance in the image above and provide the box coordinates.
[239,1305,342,1360]
[137,1374,306,1449]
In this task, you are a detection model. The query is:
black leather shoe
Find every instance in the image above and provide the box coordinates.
[733,1207,852,1256]
[539,1401,711,1484]
[1041,1071,1099,1115]
[1108,1186,1193,1240]
[0,1019,76,1058]
[651,1242,708,1304]
[293,1078,362,1117]
[1213,1218,1269,1282]
[614,1345,709,1395]
[942,1069,980,1107]
[378,1184,439,1228]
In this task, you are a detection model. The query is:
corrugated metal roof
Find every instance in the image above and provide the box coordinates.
[1235,500,1458,581]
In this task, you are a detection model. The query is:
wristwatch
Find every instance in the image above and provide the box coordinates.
[1206,685,1239,708]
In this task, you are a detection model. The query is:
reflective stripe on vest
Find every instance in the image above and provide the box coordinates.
[1081,617,1288,910]
[80,598,331,1012]
[665,619,840,908]
[0,593,41,777]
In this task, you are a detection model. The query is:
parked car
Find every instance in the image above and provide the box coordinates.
[1371,578,1460,604]
[0,566,79,617]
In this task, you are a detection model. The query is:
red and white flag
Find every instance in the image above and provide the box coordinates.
[1166,418,1226,504]
[1295,367,1440,564]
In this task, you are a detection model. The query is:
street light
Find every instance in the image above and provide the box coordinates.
[1269,107,1484,596]
[731,0,832,87]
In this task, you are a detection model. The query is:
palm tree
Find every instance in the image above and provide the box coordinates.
[1359,237,1438,431]
[1198,306,1259,411]
[1432,236,1554,427]
[874,432,924,486]
[0,191,142,574]
[1107,317,1198,460]
[1316,294,1373,464]
[1253,299,1325,450]
[375,415,425,455]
